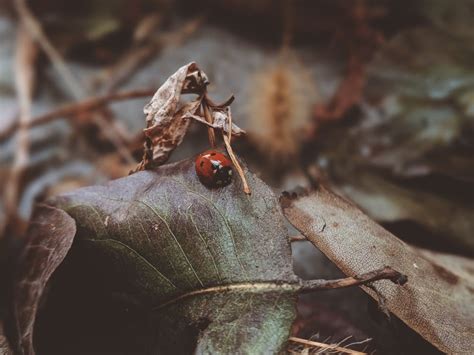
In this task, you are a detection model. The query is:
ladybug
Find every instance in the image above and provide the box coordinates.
[195,150,233,188]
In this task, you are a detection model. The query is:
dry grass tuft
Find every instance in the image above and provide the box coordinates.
[287,335,372,355]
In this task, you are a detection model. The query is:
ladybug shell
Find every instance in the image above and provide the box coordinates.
[195,150,233,188]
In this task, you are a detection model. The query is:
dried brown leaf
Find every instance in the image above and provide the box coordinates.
[141,62,208,168]
[281,187,474,354]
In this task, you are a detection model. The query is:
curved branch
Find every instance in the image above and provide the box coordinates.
[300,266,407,292]
[0,88,155,142]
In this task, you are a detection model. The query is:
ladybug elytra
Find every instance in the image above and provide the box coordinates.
[195,150,233,188]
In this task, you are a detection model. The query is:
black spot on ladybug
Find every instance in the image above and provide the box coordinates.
[200,161,204,167]
[210,152,216,156]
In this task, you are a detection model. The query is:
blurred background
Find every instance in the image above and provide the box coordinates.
[1,0,473,353]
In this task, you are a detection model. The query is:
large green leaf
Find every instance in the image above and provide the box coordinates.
[23,156,298,354]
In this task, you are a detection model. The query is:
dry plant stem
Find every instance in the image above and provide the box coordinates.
[3,24,36,227]
[155,266,406,310]
[299,266,407,291]
[0,88,155,142]
[14,0,135,164]
[202,103,216,147]
[290,235,307,242]
[288,337,367,355]
[223,134,251,195]
[223,108,251,194]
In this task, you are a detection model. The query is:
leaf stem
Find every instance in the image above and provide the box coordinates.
[153,267,406,310]
[0,88,156,142]
[202,101,216,148]
[223,134,251,195]
[299,266,407,292]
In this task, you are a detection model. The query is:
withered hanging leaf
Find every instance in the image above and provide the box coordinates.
[11,205,76,355]
[281,187,474,354]
[141,62,208,168]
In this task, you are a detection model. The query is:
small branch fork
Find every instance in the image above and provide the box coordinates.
[154,266,407,310]
[198,94,251,195]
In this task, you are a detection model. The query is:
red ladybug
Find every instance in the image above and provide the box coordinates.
[195,150,233,188]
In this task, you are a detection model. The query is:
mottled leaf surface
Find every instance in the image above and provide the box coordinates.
[40,156,298,353]
[11,205,76,355]
[281,187,474,354]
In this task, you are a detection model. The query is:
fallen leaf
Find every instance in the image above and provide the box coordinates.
[11,205,76,355]
[281,186,474,354]
[13,157,298,354]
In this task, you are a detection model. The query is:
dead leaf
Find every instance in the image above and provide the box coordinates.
[141,62,208,168]
[11,205,76,355]
[11,157,297,354]
[281,186,474,354]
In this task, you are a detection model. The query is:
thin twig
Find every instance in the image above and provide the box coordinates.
[299,266,407,291]
[153,266,406,310]
[202,102,216,147]
[0,88,156,142]
[223,134,251,195]
[289,337,367,355]
[290,235,307,242]
[223,107,250,194]
[3,24,37,233]
[14,0,135,164]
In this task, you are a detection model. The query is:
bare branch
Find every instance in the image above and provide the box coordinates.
[300,266,407,292]
[14,0,135,164]
[289,235,307,242]
[0,88,155,142]
[3,24,37,235]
